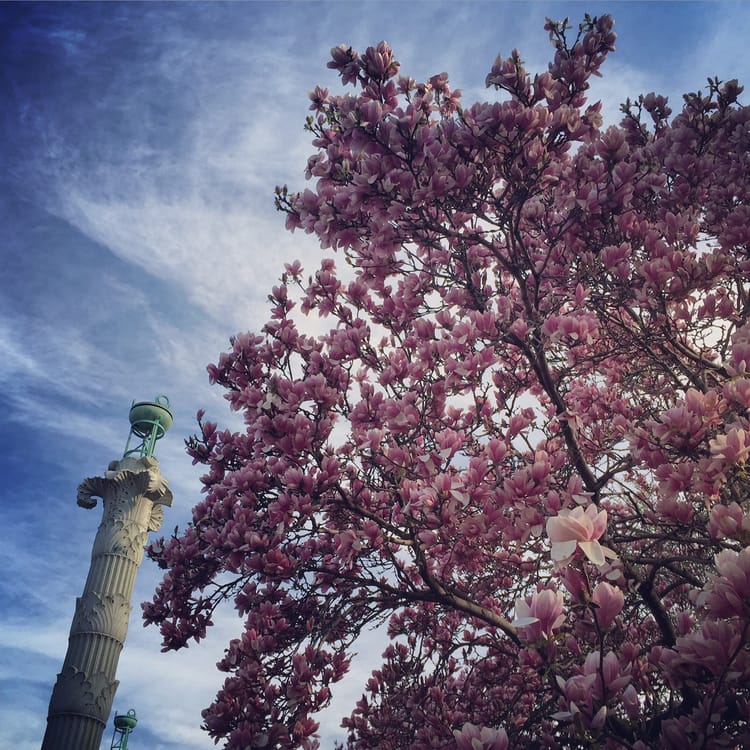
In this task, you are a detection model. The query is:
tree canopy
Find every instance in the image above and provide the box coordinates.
[144,14,750,750]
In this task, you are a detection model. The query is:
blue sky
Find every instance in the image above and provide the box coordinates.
[1,2,748,748]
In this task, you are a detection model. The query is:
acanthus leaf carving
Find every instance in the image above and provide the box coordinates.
[148,504,165,532]
[72,592,132,644]
[48,666,118,723]
[78,464,172,511]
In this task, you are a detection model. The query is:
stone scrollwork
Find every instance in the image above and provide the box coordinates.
[148,504,165,532]
[76,476,108,510]
[77,457,173,511]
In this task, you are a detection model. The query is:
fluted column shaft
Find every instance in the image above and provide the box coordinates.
[42,456,172,750]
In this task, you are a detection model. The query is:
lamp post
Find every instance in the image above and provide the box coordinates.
[41,397,174,750]
[109,709,138,750]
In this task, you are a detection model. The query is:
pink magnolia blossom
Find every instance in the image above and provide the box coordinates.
[708,502,746,540]
[727,324,750,376]
[546,505,615,566]
[622,684,640,720]
[709,426,750,465]
[514,588,566,639]
[699,548,750,619]
[453,723,508,750]
[591,581,625,629]
[556,651,631,711]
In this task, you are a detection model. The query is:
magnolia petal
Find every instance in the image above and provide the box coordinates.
[551,540,578,560]
[578,540,605,565]
[591,705,607,731]
[551,711,573,721]
[551,614,566,630]
[513,616,541,627]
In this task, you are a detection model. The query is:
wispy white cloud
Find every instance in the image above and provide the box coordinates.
[60,190,320,329]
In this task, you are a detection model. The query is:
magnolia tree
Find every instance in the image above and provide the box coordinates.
[144,14,750,750]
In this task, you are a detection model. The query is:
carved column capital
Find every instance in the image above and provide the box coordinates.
[77,456,173,510]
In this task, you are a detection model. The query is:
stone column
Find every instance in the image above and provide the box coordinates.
[42,455,172,750]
